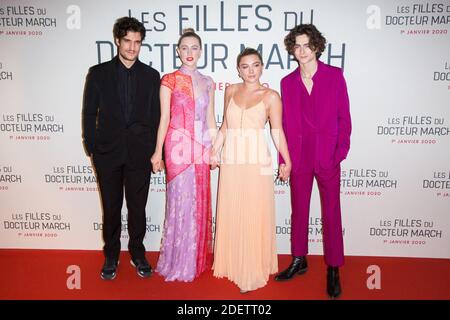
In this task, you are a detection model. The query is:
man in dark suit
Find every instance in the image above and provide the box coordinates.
[82,17,160,280]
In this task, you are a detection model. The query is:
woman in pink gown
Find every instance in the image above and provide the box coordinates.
[151,29,216,281]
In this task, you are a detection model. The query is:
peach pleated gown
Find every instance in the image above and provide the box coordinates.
[213,97,278,291]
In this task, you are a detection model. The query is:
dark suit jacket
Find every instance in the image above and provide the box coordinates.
[82,56,161,169]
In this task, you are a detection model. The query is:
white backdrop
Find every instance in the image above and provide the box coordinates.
[1,0,449,258]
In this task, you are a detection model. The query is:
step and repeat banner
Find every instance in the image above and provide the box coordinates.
[0,0,449,258]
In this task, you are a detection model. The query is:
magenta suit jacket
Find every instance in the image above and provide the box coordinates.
[279,61,351,171]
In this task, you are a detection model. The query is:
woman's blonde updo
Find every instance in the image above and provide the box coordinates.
[177,28,202,47]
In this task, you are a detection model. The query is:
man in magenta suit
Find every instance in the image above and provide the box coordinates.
[275,24,351,299]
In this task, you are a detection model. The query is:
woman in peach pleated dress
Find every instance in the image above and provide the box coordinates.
[211,48,292,293]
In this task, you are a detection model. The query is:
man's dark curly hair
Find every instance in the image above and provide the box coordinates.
[284,24,326,59]
[113,17,146,41]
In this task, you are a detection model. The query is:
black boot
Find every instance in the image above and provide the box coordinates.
[130,257,153,278]
[100,257,119,280]
[327,266,342,299]
[275,256,308,281]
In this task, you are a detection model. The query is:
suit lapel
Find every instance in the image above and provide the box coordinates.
[290,69,302,126]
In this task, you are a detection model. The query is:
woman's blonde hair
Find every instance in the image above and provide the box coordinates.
[177,28,202,47]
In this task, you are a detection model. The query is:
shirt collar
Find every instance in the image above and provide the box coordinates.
[116,56,138,73]
[297,60,323,82]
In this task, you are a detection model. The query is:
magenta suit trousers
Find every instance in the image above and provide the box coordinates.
[289,165,344,267]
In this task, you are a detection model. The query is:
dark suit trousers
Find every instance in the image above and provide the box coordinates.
[94,156,150,261]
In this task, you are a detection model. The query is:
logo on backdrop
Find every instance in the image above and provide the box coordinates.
[340,168,398,197]
[433,61,450,90]
[369,217,443,246]
[2,211,71,238]
[367,3,450,35]
[0,4,57,37]
[94,3,346,72]
[0,62,13,81]
[150,171,166,193]
[274,169,289,196]
[377,115,450,145]
[93,214,161,236]
[0,165,22,192]
[277,217,346,245]
[422,170,450,198]
[0,113,64,141]
[44,164,97,192]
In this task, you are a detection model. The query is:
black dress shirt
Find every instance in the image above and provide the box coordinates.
[117,59,137,124]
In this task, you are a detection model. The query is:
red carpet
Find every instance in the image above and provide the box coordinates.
[0,249,449,300]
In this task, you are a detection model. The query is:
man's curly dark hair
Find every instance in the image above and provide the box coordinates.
[284,24,326,59]
[113,16,146,41]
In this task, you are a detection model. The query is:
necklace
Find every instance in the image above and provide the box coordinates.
[300,65,317,80]
[301,71,313,80]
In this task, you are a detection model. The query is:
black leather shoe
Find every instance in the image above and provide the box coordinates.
[327,266,342,299]
[130,257,152,278]
[100,258,118,280]
[275,256,308,281]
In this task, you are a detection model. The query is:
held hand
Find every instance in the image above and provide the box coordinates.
[209,149,220,170]
[278,163,292,181]
[283,162,292,181]
[210,155,219,170]
[278,164,285,181]
[150,152,162,174]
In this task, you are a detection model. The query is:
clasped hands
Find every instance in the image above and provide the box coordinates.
[150,152,165,173]
[210,148,291,182]
[210,148,220,170]
[152,149,291,181]
[278,162,291,181]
